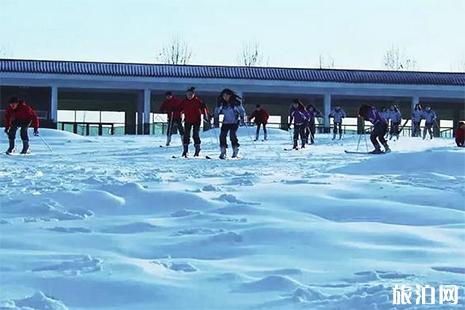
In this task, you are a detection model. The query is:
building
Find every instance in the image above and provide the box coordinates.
[1,58,464,135]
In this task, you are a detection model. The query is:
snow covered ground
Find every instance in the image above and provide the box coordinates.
[0,127,464,310]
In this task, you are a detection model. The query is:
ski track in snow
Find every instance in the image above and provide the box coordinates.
[1,128,464,310]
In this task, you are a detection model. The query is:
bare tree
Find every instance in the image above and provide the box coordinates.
[450,56,465,72]
[383,46,417,70]
[238,41,264,67]
[318,54,335,69]
[157,37,193,65]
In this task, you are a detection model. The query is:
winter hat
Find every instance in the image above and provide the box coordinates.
[256,104,261,108]
[186,87,196,92]
[165,91,173,96]
[358,104,371,117]
[8,96,19,104]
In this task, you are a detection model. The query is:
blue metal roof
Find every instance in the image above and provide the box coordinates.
[1,59,465,86]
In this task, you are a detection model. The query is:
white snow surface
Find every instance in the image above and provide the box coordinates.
[1,128,464,310]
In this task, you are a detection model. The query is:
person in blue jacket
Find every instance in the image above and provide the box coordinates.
[359,104,391,154]
[214,88,245,159]
[422,106,437,140]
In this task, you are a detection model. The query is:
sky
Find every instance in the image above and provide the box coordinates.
[1,0,465,72]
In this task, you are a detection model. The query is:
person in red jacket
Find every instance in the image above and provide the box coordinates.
[455,121,465,147]
[248,104,269,141]
[4,97,40,155]
[180,87,209,157]
[159,91,184,146]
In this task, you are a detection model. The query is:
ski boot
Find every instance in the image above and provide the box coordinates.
[181,144,189,158]
[166,135,172,147]
[194,144,201,157]
[293,141,299,150]
[332,134,336,140]
[219,147,227,160]
[264,133,268,141]
[232,146,239,158]
[369,145,383,154]
[20,140,30,155]
[6,139,15,155]
[254,133,259,141]
[301,140,306,149]
[382,142,391,153]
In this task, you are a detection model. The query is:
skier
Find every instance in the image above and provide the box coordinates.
[214,89,245,159]
[455,121,465,147]
[4,97,40,155]
[411,103,423,137]
[328,106,346,140]
[288,99,309,150]
[248,104,269,141]
[306,104,321,144]
[358,104,390,154]
[380,107,390,122]
[159,91,184,146]
[180,87,209,157]
[422,106,437,140]
[388,104,402,140]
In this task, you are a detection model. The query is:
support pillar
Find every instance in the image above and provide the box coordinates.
[357,116,365,134]
[411,96,419,111]
[323,94,332,133]
[143,89,151,135]
[125,109,136,135]
[50,86,58,129]
[280,111,289,130]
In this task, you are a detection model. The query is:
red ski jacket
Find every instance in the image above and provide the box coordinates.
[181,96,208,125]
[455,127,465,145]
[159,97,183,119]
[249,109,269,124]
[4,102,40,129]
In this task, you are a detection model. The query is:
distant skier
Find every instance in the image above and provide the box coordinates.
[288,99,309,150]
[422,106,437,140]
[4,97,40,155]
[180,87,209,157]
[358,104,390,154]
[411,103,423,137]
[214,89,245,159]
[455,121,465,147]
[159,91,184,146]
[388,104,402,140]
[248,104,269,141]
[328,106,346,140]
[306,104,321,144]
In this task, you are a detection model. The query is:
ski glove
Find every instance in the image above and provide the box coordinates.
[33,128,39,136]
[4,127,9,134]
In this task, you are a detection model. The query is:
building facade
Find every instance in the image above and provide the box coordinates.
[1,59,464,135]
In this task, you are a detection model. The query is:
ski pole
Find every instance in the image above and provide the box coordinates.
[38,135,53,152]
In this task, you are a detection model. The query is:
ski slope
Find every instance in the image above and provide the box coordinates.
[1,128,464,310]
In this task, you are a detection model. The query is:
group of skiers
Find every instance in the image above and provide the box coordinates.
[2,90,464,157]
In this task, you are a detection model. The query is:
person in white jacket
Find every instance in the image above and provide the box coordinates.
[411,103,423,137]
[388,104,402,140]
[422,106,437,140]
[214,88,245,159]
[328,106,346,140]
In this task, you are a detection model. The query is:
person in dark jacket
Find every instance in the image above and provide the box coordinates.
[214,89,245,159]
[159,91,184,146]
[411,103,423,137]
[180,87,209,157]
[4,97,40,155]
[248,104,269,141]
[305,104,321,144]
[455,121,465,147]
[289,99,309,150]
[359,104,390,154]
[422,106,437,140]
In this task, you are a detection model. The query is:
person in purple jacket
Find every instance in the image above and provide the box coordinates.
[359,104,391,154]
[288,99,309,150]
[306,104,322,145]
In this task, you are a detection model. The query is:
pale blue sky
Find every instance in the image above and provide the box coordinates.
[1,0,464,71]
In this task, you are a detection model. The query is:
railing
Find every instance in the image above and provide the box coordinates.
[55,120,455,138]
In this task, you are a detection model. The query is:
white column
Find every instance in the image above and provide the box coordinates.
[50,86,58,125]
[411,96,419,111]
[323,93,332,130]
[143,89,151,135]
